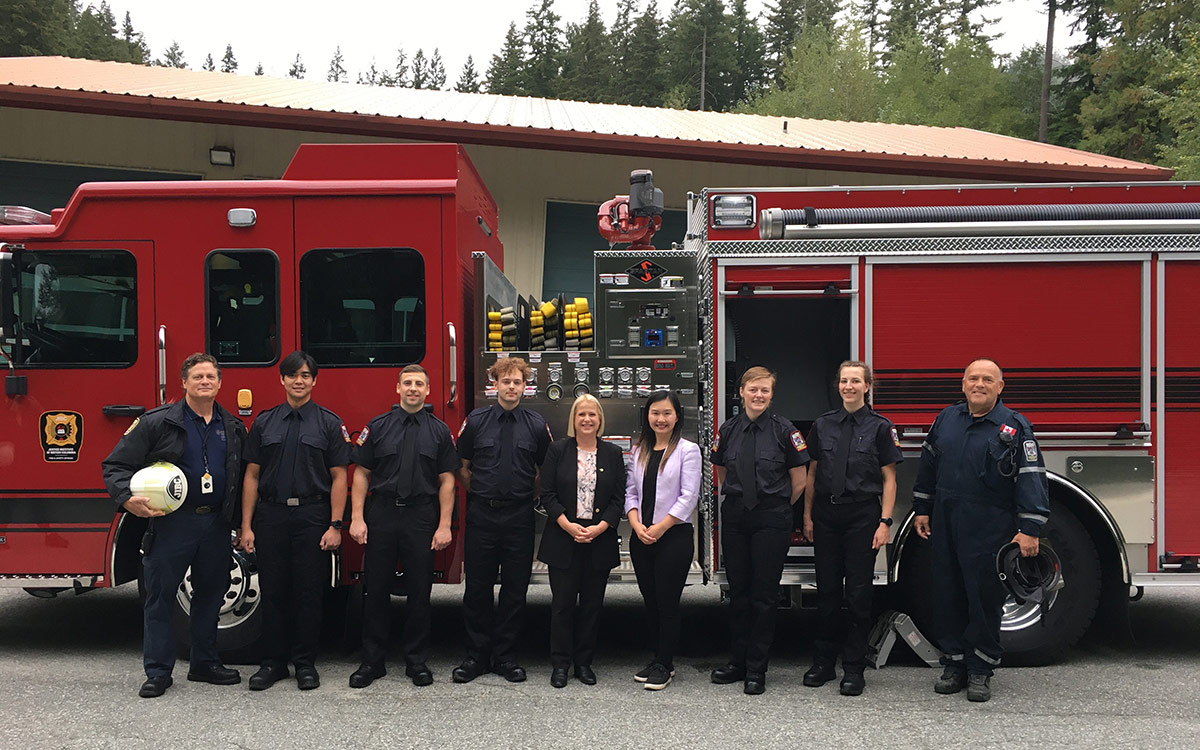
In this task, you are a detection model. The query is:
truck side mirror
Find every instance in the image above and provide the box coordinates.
[0,246,15,342]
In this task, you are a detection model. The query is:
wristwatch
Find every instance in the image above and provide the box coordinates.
[879,517,893,527]
[329,520,344,530]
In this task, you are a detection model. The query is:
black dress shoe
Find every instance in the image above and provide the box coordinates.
[840,671,865,696]
[710,663,746,684]
[138,675,172,698]
[296,668,321,691]
[248,665,289,691]
[574,665,597,685]
[550,667,569,688]
[744,674,766,695]
[406,664,433,687]
[452,658,483,684]
[187,664,241,685]
[348,663,386,689]
[803,662,837,687]
[493,661,527,683]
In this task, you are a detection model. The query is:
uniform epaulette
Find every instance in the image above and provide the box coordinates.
[818,408,841,418]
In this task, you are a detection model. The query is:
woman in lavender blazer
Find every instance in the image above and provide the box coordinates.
[624,390,702,690]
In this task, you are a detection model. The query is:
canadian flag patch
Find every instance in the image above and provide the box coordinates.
[1001,424,1017,437]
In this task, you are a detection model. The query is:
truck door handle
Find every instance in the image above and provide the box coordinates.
[102,404,146,417]
[157,325,167,405]
[446,321,457,405]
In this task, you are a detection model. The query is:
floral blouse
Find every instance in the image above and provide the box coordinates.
[576,447,597,520]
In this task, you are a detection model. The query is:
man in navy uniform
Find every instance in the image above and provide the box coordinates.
[239,351,350,691]
[452,356,552,684]
[102,353,246,698]
[913,358,1050,702]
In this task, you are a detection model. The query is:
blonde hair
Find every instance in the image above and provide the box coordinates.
[567,394,605,438]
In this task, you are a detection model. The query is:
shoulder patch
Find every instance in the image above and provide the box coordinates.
[458,418,468,438]
[340,424,351,443]
[545,422,553,440]
[124,417,140,436]
[891,426,901,447]
[1023,439,1039,462]
[712,430,720,452]
[790,430,807,452]
[356,425,370,446]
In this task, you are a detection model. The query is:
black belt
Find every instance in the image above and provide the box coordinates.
[824,493,881,505]
[724,494,789,508]
[372,492,436,507]
[182,504,221,515]
[468,493,532,508]
[263,495,328,507]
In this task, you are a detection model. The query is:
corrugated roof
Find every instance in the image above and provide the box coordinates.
[0,56,1173,181]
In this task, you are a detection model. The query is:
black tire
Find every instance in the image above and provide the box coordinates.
[169,546,264,665]
[895,500,1102,667]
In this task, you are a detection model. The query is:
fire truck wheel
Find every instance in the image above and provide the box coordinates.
[168,546,264,664]
[895,500,1102,666]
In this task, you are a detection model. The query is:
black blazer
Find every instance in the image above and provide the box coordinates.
[536,437,626,571]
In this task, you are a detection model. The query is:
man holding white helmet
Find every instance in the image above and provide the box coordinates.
[102,353,247,698]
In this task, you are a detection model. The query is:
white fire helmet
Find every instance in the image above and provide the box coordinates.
[130,461,188,513]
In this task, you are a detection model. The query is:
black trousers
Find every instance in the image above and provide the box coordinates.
[255,502,329,670]
[629,523,693,670]
[931,496,1014,676]
[812,498,879,671]
[141,510,230,678]
[361,499,437,668]
[721,503,791,676]
[548,549,610,668]
[463,498,534,665]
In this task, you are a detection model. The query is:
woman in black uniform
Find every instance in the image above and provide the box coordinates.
[710,366,809,695]
[801,360,902,696]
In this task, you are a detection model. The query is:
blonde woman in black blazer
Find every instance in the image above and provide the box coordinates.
[537,394,626,688]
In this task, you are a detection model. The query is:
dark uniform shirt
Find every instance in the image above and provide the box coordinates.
[355,406,459,499]
[912,399,1050,537]
[712,409,810,502]
[807,406,904,500]
[243,399,351,502]
[179,403,228,508]
[457,404,552,501]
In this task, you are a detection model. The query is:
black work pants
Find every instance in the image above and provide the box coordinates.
[141,510,230,677]
[463,498,535,665]
[812,498,879,671]
[361,499,437,668]
[629,523,693,670]
[548,549,610,669]
[931,496,1014,677]
[721,501,791,677]
[255,502,329,671]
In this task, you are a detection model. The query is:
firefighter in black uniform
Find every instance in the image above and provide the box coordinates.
[347,364,459,688]
[710,366,809,695]
[101,353,246,699]
[801,360,903,696]
[453,356,552,684]
[913,358,1050,703]
[239,351,351,691]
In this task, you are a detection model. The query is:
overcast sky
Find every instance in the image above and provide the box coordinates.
[104,0,1077,85]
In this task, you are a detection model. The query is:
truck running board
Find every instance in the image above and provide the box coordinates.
[866,610,942,669]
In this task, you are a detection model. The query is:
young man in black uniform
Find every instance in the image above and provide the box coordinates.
[347,364,459,688]
[913,358,1049,702]
[238,351,350,691]
[101,353,246,699]
[802,360,903,696]
[710,366,809,695]
[453,356,552,684]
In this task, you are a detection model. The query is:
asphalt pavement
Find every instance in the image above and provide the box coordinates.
[1,582,1199,749]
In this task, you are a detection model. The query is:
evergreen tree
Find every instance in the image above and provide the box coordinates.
[623,0,667,106]
[609,0,638,100]
[159,40,187,68]
[254,62,264,76]
[220,44,237,73]
[522,0,564,97]
[121,11,149,63]
[878,31,939,121]
[1001,44,1047,141]
[202,53,216,72]
[730,0,767,104]
[455,55,482,92]
[763,0,805,78]
[662,0,739,111]
[429,48,447,89]
[559,0,611,101]
[327,46,347,82]
[391,49,410,87]
[0,0,75,57]
[486,22,527,94]
[945,0,999,45]
[287,52,306,79]
[1049,0,1112,147]
[72,2,124,62]
[849,0,883,68]
[411,48,429,89]
[1160,23,1200,178]
[883,0,947,67]
[358,59,384,85]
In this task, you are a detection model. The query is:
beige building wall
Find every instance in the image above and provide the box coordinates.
[1,106,957,295]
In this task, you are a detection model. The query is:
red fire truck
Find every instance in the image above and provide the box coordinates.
[4,142,1200,666]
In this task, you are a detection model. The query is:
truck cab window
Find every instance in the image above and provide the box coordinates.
[6,250,136,367]
[299,248,425,366]
[206,250,279,365]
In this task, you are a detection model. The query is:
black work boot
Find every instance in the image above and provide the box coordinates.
[840,669,865,696]
[802,662,837,687]
[934,667,967,694]
[967,673,991,702]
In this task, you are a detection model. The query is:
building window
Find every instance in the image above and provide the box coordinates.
[299,248,425,366]
[206,250,279,365]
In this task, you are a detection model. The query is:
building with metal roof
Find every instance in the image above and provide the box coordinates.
[0,55,1172,296]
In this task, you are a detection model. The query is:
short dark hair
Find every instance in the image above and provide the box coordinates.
[280,350,318,378]
[399,364,428,383]
[180,353,220,380]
